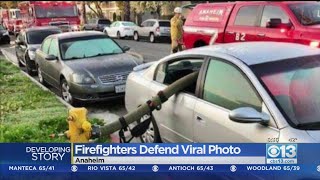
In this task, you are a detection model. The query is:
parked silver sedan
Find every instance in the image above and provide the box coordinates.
[125,42,320,143]
[35,31,141,105]
[133,19,171,43]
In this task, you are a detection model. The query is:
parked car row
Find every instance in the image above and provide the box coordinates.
[15,26,141,105]
[83,18,172,43]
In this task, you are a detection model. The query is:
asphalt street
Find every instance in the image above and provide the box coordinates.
[0,37,170,142]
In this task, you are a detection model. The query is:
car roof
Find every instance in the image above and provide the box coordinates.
[117,21,134,23]
[145,19,170,22]
[51,31,105,40]
[176,42,320,65]
[25,26,61,32]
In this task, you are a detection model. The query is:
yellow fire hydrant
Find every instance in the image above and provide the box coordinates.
[65,107,92,143]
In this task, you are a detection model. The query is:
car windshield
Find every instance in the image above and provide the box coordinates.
[60,36,124,60]
[289,3,320,26]
[11,10,21,19]
[251,55,320,130]
[159,21,170,27]
[35,5,78,18]
[98,19,111,24]
[122,22,136,26]
[27,30,61,44]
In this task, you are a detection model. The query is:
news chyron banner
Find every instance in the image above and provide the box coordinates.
[0,143,320,179]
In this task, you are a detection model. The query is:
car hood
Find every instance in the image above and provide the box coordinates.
[64,53,139,77]
[306,130,320,142]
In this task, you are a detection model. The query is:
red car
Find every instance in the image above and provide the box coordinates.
[183,1,320,49]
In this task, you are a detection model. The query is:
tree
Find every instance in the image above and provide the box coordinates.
[80,1,87,25]
[0,1,19,9]
[123,1,130,21]
[115,1,130,21]
[86,1,105,18]
[131,1,181,19]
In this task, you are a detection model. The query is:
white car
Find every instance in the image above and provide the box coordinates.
[103,21,137,39]
[125,42,320,143]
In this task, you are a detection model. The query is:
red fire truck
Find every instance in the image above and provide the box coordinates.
[183,1,320,49]
[0,8,23,35]
[18,1,80,32]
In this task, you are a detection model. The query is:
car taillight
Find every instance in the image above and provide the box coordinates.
[310,41,319,48]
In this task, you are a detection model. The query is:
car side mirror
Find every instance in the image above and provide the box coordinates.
[45,54,57,61]
[229,107,269,124]
[266,18,282,28]
[122,46,130,52]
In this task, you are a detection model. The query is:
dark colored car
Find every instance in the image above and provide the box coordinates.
[0,24,10,44]
[15,26,62,75]
[83,18,112,32]
[35,31,141,105]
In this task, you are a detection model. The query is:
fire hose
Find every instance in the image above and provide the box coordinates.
[66,71,199,143]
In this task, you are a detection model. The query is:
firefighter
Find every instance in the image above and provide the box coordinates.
[170,7,184,54]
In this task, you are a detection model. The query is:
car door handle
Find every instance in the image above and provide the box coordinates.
[257,33,265,37]
[227,31,235,34]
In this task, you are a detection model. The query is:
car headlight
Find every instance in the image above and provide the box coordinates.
[72,74,95,84]
[3,31,9,36]
[28,50,36,60]
[310,41,319,48]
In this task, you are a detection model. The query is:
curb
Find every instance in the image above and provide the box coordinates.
[0,49,74,110]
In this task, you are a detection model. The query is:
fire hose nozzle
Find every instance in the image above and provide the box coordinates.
[65,107,92,143]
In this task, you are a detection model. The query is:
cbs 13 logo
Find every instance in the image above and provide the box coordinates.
[267,144,297,159]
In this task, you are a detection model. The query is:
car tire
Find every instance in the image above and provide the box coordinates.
[5,36,10,44]
[139,114,162,143]
[149,33,155,43]
[60,78,76,105]
[117,31,121,39]
[133,32,139,41]
[37,65,47,86]
[16,51,24,67]
[25,55,36,76]
[104,29,108,36]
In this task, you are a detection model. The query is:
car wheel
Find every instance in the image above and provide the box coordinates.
[5,36,10,44]
[25,55,35,76]
[117,31,121,39]
[16,51,24,67]
[139,114,162,143]
[60,78,75,105]
[134,32,139,41]
[37,65,47,86]
[149,33,155,43]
